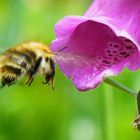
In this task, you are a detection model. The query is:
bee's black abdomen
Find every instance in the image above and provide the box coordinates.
[2,65,21,76]
[21,49,37,63]
[0,65,21,86]
[7,50,36,64]
[5,49,38,74]
[1,76,16,86]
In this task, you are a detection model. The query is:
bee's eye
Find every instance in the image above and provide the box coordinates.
[45,57,49,62]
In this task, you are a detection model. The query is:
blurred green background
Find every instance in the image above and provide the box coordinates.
[0,0,140,140]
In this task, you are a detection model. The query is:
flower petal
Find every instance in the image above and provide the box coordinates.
[85,0,140,45]
[51,0,140,91]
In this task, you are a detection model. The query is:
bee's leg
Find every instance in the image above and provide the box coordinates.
[25,75,33,86]
[0,81,5,88]
[50,70,55,90]
[25,57,42,86]
[42,70,55,90]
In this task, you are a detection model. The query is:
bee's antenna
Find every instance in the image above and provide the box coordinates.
[47,46,68,55]
[57,46,68,52]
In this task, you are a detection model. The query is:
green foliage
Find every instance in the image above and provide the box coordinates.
[0,0,140,140]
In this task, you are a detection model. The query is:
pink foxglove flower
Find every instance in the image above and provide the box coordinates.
[51,0,140,91]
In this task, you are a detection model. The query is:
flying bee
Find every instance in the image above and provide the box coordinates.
[0,42,56,89]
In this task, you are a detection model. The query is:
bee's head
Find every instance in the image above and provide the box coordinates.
[41,56,55,89]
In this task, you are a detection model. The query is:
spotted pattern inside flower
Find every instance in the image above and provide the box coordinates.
[94,37,137,69]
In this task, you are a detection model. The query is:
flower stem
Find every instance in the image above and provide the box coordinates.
[104,78,137,97]
[103,84,115,140]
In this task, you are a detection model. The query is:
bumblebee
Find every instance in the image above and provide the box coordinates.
[0,42,55,89]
